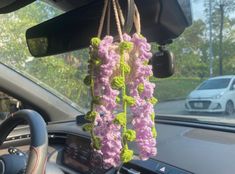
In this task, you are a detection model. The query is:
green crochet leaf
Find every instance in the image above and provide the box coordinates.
[123,95,136,106]
[91,37,101,48]
[119,41,133,52]
[143,60,149,65]
[113,112,126,126]
[92,136,101,150]
[111,76,124,89]
[90,58,101,66]
[151,113,155,121]
[83,75,91,86]
[121,147,134,163]
[152,126,157,138]
[116,96,121,103]
[82,123,92,132]
[137,83,145,93]
[92,96,102,105]
[121,62,131,74]
[149,97,158,105]
[85,111,97,121]
[124,129,136,142]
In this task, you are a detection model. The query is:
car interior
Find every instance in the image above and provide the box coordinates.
[0,0,235,174]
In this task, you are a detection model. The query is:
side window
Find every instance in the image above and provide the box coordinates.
[0,91,21,120]
[230,79,235,90]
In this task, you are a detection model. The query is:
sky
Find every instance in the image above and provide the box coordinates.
[192,0,235,21]
[192,0,205,20]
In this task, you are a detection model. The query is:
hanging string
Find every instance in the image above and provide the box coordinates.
[116,0,125,27]
[134,4,141,35]
[98,0,109,38]
[99,0,141,40]
[106,0,111,35]
[112,0,124,41]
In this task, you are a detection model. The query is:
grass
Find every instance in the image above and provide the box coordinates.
[151,77,204,102]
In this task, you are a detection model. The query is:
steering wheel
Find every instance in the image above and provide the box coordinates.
[0,109,48,174]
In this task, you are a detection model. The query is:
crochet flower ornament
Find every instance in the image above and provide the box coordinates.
[83,0,157,169]
[83,33,157,168]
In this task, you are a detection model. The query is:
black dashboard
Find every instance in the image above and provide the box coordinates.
[61,134,191,174]
[1,120,235,174]
[62,134,108,174]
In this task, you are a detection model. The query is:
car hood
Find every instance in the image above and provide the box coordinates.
[189,89,226,99]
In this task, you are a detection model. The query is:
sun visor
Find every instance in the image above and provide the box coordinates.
[26,0,192,57]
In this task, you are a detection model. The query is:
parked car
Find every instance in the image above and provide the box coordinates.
[185,75,235,115]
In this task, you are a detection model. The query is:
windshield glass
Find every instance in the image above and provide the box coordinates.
[1,1,235,125]
[197,78,231,90]
[0,2,91,110]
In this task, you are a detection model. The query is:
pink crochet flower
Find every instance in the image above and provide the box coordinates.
[93,36,122,168]
[84,33,157,168]
[127,33,157,160]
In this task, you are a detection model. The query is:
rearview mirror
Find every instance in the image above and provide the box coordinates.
[0,0,35,14]
[26,0,192,57]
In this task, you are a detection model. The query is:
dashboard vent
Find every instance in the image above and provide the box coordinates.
[6,134,30,141]
[120,166,141,174]
[48,132,67,139]
[5,133,67,142]
[48,132,67,144]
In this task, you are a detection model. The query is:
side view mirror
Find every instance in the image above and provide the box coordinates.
[232,84,235,90]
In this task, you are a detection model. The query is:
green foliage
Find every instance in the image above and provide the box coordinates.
[25,55,90,108]
[0,2,91,109]
[151,77,204,102]
[152,20,209,79]
[0,2,61,67]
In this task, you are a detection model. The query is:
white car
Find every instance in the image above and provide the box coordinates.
[185,75,235,115]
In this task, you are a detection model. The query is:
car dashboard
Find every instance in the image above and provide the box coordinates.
[1,120,235,174]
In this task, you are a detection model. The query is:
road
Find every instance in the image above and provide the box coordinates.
[155,100,187,115]
[155,100,235,124]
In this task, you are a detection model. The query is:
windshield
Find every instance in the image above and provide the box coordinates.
[0,2,91,110]
[1,1,235,125]
[197,78,231,90]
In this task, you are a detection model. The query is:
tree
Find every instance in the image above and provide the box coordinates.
[0,2,91,109]
[204,0,235,75]
[25,52,91,108]
[152,19,208,78]
[0,1,60,67]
